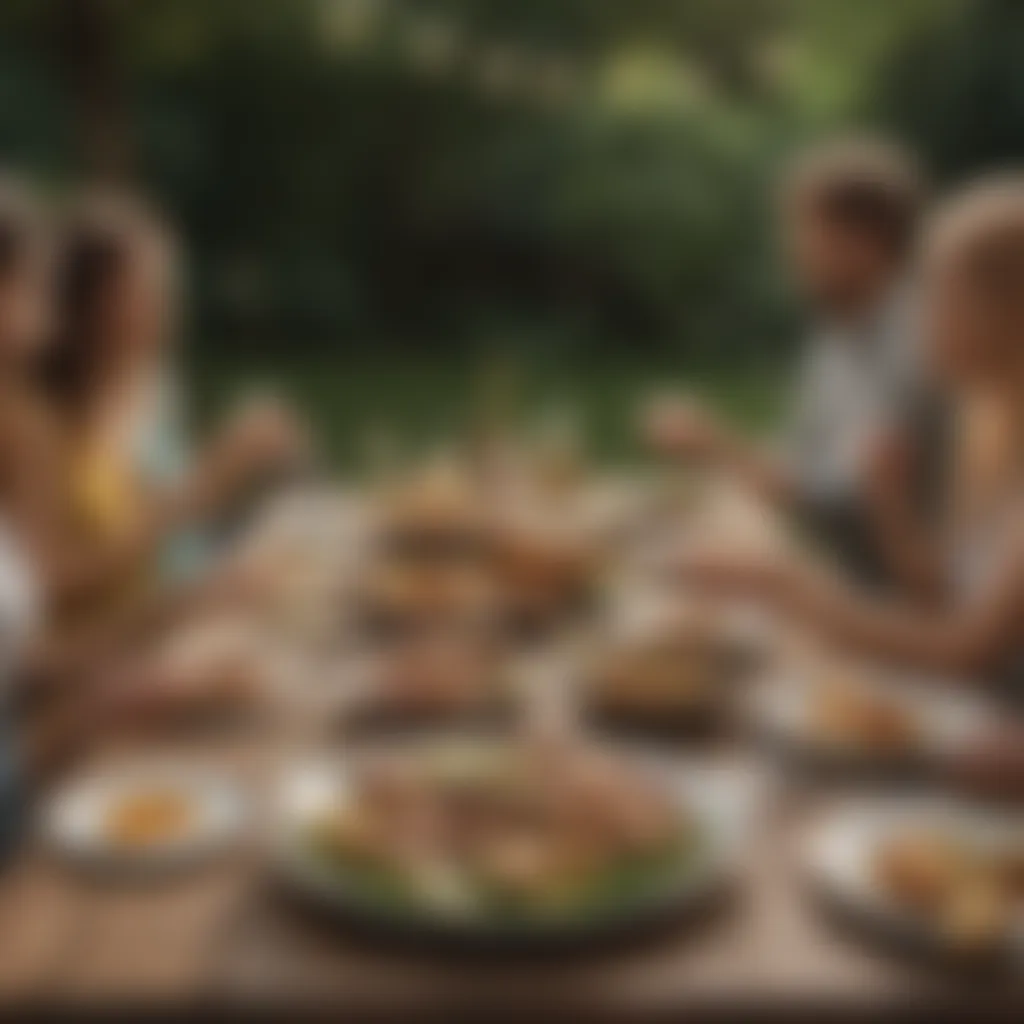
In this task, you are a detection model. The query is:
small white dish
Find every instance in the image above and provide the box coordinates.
[43,763,245,874]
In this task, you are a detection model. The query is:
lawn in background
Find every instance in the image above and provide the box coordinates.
[192,350,787,473]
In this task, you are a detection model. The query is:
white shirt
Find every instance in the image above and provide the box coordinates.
[785,288,922,501]
[0,523,39,701]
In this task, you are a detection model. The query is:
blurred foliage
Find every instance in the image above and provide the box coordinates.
[0,0,1021,367]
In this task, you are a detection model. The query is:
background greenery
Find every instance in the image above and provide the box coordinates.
[2,1,1023,463]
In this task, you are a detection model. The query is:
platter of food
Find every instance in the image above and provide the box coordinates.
[581,602,752,734]
[273,737,752,945]
[332,635,515,730]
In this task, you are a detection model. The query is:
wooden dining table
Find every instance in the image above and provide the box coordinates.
[0,695,1018,1017]
[0,484,1018,1012]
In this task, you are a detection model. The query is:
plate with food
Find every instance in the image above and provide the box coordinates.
[44,764,245,873]
[354,561,499,640]
[489,506,602,634]
[372,459,493,562]
[805,799,1024,962]
[582,599,757,734]
[331,636,515,731]
[750,669,992,773]
[273,737,752,945]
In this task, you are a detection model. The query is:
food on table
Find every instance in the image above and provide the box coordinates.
[872,825,1022,952]
[152,618,267,716]
[375,460,492,559]
[873,829,966,909]
[104,788,197,850]
[994,843,1024,897]
[939,877,1010,952]
[810,680,920,754]
[586,612,732,720]
[352,637,507,720]
[490,514,598,628]
[306,740,697,921]
[356,562,498,634]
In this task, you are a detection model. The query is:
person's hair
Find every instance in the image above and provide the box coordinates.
[784,136,924,256]
[925,177,1024,326]
[0,177,46,284]
[43,192,171,419]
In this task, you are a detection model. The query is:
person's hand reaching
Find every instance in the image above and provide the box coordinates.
[641,393,725,462]
[199,395,312,513]
[220,396,310,479]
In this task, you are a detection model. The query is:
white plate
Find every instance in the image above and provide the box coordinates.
[43,763,245,874]
[271,741,762,944]
[804,799,1024,958]
[750,671,994,770]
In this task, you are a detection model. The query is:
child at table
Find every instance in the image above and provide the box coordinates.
[646,137,942,594]
[679,179,1024,698]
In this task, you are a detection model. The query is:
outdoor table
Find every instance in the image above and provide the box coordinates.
[0,712,1019,1014]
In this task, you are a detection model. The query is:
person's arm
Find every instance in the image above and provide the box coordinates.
[142,395,311,531]
[5,398,306,610]
[642,395,799,508]
[680,541,1024,678]
[861,428,948,603]
[788,560,1024,676]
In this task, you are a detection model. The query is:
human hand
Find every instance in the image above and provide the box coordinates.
[215,395,311,489]
[640,393,725,461]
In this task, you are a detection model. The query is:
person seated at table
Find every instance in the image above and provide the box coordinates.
[645,137,943,595]
[43,192,310,613]
[678,178,1024,699]
[0,189,306,681]
[0,178,49,860]
[0,191,310,801]
[0,182,123,843]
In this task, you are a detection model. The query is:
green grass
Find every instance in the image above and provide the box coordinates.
[192,351,785,471]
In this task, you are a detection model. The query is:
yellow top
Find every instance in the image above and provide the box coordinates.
[71,439,142,544]
[63,433,151,625]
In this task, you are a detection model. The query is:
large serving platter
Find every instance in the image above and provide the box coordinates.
[271,739,759,948]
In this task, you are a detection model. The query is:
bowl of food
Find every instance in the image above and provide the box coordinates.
[354,562,499,639]
[489,511,601,638]
[44,764,245,873]
[336,636,514,731]
[805,800,1024,962]
[273,738,747,946]
[582,600,755,735]
[373,461,493,562]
